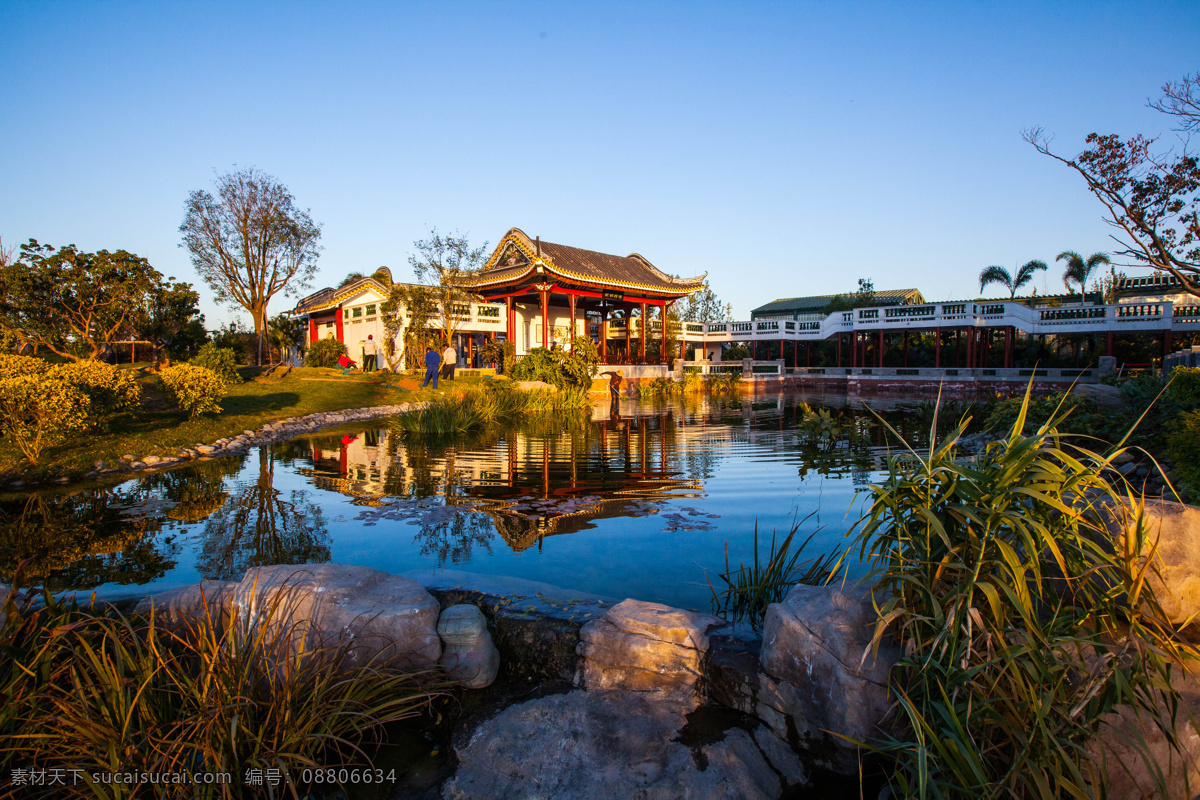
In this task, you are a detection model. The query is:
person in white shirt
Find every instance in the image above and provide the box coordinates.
[362,335,377,372]
[441,343,458,380]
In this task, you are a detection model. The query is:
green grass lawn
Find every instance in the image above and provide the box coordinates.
[1,367,487,480]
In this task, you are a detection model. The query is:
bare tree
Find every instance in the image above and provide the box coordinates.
[407,228,489,348]
[180,167,322,365]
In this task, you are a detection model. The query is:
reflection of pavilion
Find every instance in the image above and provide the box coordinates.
[289,409,712,552]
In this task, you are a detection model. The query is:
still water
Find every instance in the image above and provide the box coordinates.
[0,394,930,611]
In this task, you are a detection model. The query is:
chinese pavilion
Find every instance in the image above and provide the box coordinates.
[470,228,706,364]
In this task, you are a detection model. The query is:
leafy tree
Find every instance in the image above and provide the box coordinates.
[338,271,366,287]
[131,277,203,364]
[978,259,1048,298]
[823,277,878,312]
[304,337,347,368]
[1057,250,1110,297]
[1,241,164,361]
[679,279,731,323]
[407,228,488,348]
[268,313,304,364]
[1026,73,1200,299]
[188,342,243,385]
[180,167,323,365]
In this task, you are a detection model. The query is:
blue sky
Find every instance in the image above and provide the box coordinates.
[2,1,1197,325]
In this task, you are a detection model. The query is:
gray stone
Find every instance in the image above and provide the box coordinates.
[1127,498,1200,625]
[1092,668,1200,800]
[129,461,146,469]
[233,564,441,669]
[578,599,724,705]
[515,380,558,391]
[759,584,898,770]
[1072,383,1125,409]
[438,604,500,689]
[442,691,783,800]
[134,580,237,630]
[142,455,162,465]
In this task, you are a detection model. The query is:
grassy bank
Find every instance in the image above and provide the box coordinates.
[0,368,491,480]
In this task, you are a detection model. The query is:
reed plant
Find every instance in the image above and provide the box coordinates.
[708,517,841,630]
[1,573,443,799]
[395,382,589,435]
[852,385,1196,799]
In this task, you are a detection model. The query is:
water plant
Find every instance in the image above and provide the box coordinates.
[851,385,1196,799]
[395,382,590,436]
[708,516,841,630]
[1,570,445,799]
[637,377,681,397]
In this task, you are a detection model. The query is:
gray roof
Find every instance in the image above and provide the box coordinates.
[752,288,924,315]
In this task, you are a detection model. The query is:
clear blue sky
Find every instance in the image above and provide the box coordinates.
[2,1,1197,325]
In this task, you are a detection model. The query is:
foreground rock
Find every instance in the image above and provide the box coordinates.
[441,690,802,800]
[578,599,724,705]
[233,564,441,669]
[1130,498,1200,626]
[438,604,500,688]
[757,583,898,770]
[134,580,237,629]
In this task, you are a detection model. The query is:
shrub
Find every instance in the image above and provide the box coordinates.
[305,337,348,368]
[0,374,90,464]
[0,354,49,381]
[49,359,141,418]
[853,387,1190,798]
[157,364,226,418]
[510,338,599,389]
[396,382,589,435]
[1167,366,1200,409]
[638,377,681,397]
[189,342,244,386]
[478,338,516,374]
[981,389,1100,435]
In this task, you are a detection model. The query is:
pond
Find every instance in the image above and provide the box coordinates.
[0,393,935,611]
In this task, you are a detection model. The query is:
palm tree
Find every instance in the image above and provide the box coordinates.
[1057,251,1110,299]
[338,271,367,288]
[978,260,1048,298]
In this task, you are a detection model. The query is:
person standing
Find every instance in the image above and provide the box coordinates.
[422,346,440,389]
[442,342,458,381]
[362,335,377,373]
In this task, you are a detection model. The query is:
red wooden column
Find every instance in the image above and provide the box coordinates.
[309,318,317,346]
[659,301,667,364]
[837,333,842,367]
[569,294,577,343]
[935,327,941,367]
[1107,330,1115,360]
[505,297,514,345]
[625,308,632,362]
[540,290,550,350]
[877,329,884,368]
[1163,329,1173,359]
[851,332,857,368]
[639,302,648,362]
[601,312,609,362]
[1004,327,1013,369]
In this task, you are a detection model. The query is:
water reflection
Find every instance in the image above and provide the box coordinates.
[0,394,927,608]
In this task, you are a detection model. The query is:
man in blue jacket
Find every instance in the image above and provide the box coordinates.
[422,345,440,389]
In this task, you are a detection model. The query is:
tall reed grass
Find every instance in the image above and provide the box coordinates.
[0,570,444,799]
[851,385,1196,799]
[395,382,590,436]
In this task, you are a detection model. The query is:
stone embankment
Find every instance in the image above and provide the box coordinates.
[11,403,429,489]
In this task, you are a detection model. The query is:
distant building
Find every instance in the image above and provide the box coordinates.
[751,288,924,321]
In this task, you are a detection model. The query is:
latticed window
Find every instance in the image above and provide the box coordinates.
[352,307,362,318]
[366,304,376,316]
[344,308,350,319]
[451,304,471,316]
[477,305,500,318]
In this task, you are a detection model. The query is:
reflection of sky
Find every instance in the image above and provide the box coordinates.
[43,395,893,610]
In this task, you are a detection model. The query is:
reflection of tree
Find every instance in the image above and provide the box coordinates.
[195,445,331,580]
[139,459,242,524]
[0,490,177,591]
[411,510,494,565]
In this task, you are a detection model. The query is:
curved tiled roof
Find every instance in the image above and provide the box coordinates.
[472,228,706,295]
[752,289,924,315]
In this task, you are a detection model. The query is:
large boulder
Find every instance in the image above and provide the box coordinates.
[758,584,898,770]
[578,599,724,705]
[1091,668,1200,799]
[133,580,237,630]
[233,564,441,669]
[438,604,500,689]
[442,690,799,800]
[1134,498,1200,625]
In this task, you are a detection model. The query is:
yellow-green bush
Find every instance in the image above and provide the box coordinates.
[48,359,141,418]
[0,354,50,381]
[189,342,244,386]
[0,374,91,464]
[157,364,225,418]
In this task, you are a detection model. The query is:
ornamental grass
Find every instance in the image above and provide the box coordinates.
[395,382,589,436]
[851,384,1198,799]
[0,569,445,799]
